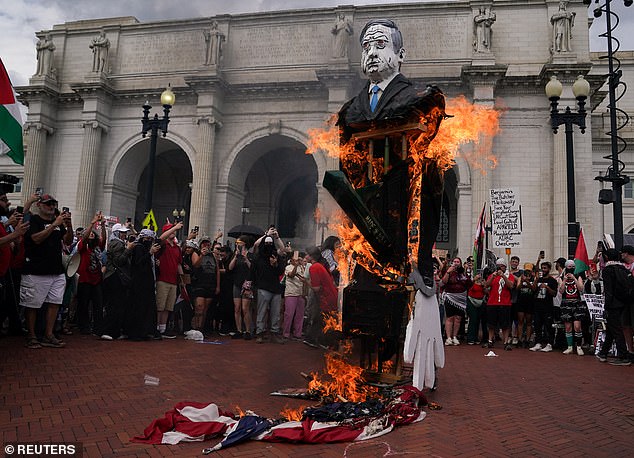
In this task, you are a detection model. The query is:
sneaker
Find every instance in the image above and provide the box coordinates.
[504,344,512,351]
[243,332,252,341]
[487,340,494,348]
[529,343,542,352]
[595,354,608,363]
[523,341,530,349]
[231,332,243,340]
[100,334,114,341]
[273,334,286,345]
[576,346,584,356]
[467,341,475,345]
[40,336,66,348]
[563,346,574,355]
[445,337,453,346]
[540,343,553,352]
[512,337,519,346]
[152,331,163,340]
[608,358,632,366]
[452,337,460,346]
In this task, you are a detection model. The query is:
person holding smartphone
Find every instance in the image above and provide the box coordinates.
[228,236,253,339]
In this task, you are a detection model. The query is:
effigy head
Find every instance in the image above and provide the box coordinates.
[359,19,405,82]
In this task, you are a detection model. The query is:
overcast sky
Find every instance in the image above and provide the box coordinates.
[1,0,633,87]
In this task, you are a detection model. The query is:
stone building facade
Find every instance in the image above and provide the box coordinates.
[3,0,633,261]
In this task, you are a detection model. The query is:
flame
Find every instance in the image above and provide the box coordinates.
[323,311,342,333]
[235,405,245,418]
[280,405,306,421]
[308,350,378,403]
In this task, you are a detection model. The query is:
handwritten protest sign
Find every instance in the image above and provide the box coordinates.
[583,293,604,320]
[489,188,522,248]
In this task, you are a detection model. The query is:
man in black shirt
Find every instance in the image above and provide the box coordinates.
[529,261,558,352]
[20,194,73,348]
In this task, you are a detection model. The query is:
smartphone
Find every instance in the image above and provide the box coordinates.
[597,241,605,252]
[539,250,545,259]
[293,250,299,260]
[16,206,24,214]
[35,187,43,197]
[126,217,132,223]
[193,226,199,233]
[62,206,70,213]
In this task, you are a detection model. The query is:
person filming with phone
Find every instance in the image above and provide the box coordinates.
[228,235,254,339]
[20,193,73,349]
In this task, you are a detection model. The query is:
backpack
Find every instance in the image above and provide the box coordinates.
[612,265,634,304]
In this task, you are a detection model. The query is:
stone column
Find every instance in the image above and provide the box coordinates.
[22,122,53,201]
[74,120,106,228]
[189,116,220,235]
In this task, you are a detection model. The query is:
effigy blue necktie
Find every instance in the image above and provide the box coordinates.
[370,85,380,112]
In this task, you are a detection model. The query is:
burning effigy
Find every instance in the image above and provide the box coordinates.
[133,18,499,454]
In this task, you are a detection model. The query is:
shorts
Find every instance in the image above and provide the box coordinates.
[487,305,513,330]
[516,297,535,315]
[444,302,465,318]
[560,301,585,323]
[232,284,253,300]
[192,287,214,299]
[156,281,177,312]
[20,274,66,309]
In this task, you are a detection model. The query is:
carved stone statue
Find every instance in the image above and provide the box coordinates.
[551,1,575,53]
[331,13,353,59]
[204,21,225,66]
[35,34,55,77]
[473,7,496,53]
[89,30,110,73]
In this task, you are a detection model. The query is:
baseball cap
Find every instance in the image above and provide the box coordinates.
[495,258,506,266]
[111,223,130,233]
[565,259,575,269]
[264,236,274,243]
[162,223,174,233]
[621,245,634,256]
[39,194,57,204]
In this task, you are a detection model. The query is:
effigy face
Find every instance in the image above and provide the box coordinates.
[361,24,403,82]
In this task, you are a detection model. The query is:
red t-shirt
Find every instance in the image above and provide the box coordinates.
[0,224,12,277]
[77,239,104,285]
[486,273,516,306]
[309,262,338,313]
[157,241,182,284]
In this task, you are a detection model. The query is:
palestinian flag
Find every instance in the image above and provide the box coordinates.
[0,58,24,165]
[473,203,486,271]
[574,228,590,275]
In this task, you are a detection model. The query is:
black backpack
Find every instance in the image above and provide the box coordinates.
[612,265,634,304]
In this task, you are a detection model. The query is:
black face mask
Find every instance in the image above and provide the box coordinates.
[141,238,153,248]
[565,268,575,275]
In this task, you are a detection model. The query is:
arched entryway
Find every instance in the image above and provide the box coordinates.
[435,166,459,256]
[109,137,193,231]
[225,134,319,247]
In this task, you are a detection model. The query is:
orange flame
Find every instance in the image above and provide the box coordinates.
[280,405,306,421]
[323,311,342,333]
[234,405,245,418]
[308,350,378,403]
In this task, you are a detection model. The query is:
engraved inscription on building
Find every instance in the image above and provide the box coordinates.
[118,31,203,73]
[226,23,329,67]
[400,15,470,59]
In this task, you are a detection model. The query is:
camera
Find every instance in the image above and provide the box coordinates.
[127,235,136,243]
[62,206,70,213]
[35,187,43,197]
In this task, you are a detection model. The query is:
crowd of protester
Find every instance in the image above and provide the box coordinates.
[2,189,632,368]
[434,247,634,366]
[0,190,340,350]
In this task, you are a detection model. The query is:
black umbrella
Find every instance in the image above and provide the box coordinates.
[227,224,265,238]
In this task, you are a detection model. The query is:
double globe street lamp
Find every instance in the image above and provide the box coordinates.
[545,74,590,259]
[141,85,176,215]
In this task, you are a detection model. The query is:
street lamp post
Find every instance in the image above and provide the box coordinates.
[545,74,590,259]
[172,208,187,235]
[141,85,176,214]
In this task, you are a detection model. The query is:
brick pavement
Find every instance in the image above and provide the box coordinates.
[1,335,633,457]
